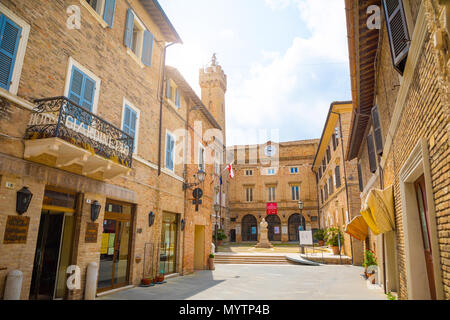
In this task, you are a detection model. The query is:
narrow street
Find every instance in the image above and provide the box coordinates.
[99,264,385,300]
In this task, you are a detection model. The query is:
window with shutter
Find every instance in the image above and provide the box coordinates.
[371,105,384,155]
[165,133,175,171]
[326,147,331,163]
[142,30,154,67]
[68,66,96,112]
[103,0,116,28]
[124,9,134,48]
[175,88,181,108]
[166,80,172,99]
[332,133,337,151]
[383,0,410,74]
[357,163,364,192]
[122,104,137,152]
[367,132,377,173]
[335,165,341,188]
[0,14,21,90]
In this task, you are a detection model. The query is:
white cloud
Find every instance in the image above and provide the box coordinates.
[265,0,292,10]
[226,0,349,145]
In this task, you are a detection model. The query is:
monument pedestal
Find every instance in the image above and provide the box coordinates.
[255,218,273,248]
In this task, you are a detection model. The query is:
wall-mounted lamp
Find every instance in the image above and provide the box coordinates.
[181,219,186,231]
[183,169,206,190]
[148,211,155,227]
[91,200,101,222]
[16,187,33,215]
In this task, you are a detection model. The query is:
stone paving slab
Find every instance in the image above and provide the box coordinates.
[99,264,386,300]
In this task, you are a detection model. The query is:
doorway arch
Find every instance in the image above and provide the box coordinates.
[288,214,306,241]
[241,214,257,241]
[266,215,281,241]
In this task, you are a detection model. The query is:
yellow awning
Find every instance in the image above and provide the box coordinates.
[345,216,369,241]
[360,185,395,235]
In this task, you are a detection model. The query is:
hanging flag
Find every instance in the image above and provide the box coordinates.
[227,163,234,179]
[220,175,223,185]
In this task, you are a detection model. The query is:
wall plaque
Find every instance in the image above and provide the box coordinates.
[85,222,99,243]
[3,215,30,244]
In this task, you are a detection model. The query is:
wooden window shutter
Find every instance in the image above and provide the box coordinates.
[357,163,364,192]
[124,9,134,48]
[142,30,154,67]
[371,105,383,155]
[0,15,21,90]
[367,133,377,173]
[383,0,410,74]
[332,133,337,151]
[103,0,116,28]
[335,165,341,188]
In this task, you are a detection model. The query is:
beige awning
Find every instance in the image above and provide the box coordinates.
[360,185,395,235]
[345,216,369,241]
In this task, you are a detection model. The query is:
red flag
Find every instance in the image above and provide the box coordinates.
[227,163,234,179]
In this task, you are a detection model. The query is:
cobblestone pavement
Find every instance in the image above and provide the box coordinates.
[99,264,386,300]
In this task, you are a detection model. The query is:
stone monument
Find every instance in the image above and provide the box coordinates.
[255,218,273,248]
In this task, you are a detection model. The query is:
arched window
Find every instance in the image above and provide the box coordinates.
[266,215,281,241]
[288,214,306,241]
[241,214,257,241]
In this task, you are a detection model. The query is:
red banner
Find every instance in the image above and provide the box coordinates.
[267,202,277,215]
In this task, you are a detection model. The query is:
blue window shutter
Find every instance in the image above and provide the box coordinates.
[103,0,116,28]
[175,89,180,108]
[0,14,22,90]
[124,9,134,48]
[166,134,174,170]
[68,68,84,105]
[169,136,174,170]
[166,80,171,98]
[142,30,154,66]
[123,106,131,134]
[82,77,95,112]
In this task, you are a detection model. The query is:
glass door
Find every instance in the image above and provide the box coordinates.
[160,213,178,275]
[97,201,133,292]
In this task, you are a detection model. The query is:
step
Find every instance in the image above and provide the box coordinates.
[214,254,293,265]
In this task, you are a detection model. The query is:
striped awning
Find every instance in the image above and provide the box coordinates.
[345,216,369,241]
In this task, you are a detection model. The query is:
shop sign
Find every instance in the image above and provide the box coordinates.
[266,202,277,215]
[274,226,280,234]
[85,222,99,243]
[251,226,257,234]
[3,216,30,244]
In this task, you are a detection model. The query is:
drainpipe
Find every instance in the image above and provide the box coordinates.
[378,156,387,294]
[158,42,176,176]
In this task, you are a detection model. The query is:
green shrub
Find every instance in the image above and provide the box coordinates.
[209,253,215,259]
[313,229,325,241]
[213,229,227,241]
[363,249,378,268]
[325,227,344,246]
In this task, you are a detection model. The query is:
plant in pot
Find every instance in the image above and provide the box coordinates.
[156,269,165,284]
[141,277,153,286]
[313,229,326,246]
[363,249,377,284]
[208,253,215,270]
[325,227,344,255]
[213,229,227,246]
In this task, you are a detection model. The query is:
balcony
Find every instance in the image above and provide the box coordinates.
[24,97,133,180]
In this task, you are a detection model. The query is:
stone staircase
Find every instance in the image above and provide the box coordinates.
[214,254,293,265]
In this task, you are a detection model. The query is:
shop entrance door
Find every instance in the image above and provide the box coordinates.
[97,201,133,292]
[30,189,76,300]
[160,213,178,275]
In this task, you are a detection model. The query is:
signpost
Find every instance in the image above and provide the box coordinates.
[193,188,203,212]
[266,202,277,215]
[299,230,313,255]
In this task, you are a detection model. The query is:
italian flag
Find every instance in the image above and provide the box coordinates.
[227,163,234,179]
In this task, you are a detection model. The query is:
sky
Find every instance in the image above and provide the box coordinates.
[158,0,351,146]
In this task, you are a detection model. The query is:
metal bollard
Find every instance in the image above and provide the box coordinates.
[84,262,98,300]
[4,270,22,300]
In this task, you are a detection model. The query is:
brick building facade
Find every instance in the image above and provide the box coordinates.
[312,101,364,265]
[227,140,319,243]
[0,0,226,300]
[345,0,449,300]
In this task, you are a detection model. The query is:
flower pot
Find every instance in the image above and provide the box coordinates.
[331,246,340,255]
[217,240,223,246]
[156,275,165,283]
[141,278,152,285]
[208,258,215,270]
[318,240,324,246]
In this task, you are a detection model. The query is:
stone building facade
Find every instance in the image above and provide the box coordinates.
[0,0,225,300]
[345,0,449,300]
[227,140,319,243]
[311,101,364,265]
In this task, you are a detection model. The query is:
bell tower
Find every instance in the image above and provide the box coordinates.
[199,54,227,138]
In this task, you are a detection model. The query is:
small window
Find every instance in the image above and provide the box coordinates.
[124,9,154,66]
[68,66,97,112]
[122,101,140,154]
[245,169,253,176]
[175,88,181,108]
[335,166,341,188]
[198,144,205,171]
[85,0,116,27]
[291,185,300,201]
[165,132,175,171]
[245,188,253,202]
[268,186,276,202]
[290,167,299,174]
[267,168,275,175]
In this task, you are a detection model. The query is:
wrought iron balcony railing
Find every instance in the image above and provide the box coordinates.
[25,97,134,168]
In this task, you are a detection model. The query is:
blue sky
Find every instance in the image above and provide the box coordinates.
[159,0,351,146]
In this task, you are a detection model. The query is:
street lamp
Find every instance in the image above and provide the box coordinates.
[214,203,220,252]
[298,200,305,254]
[183,169,206,190]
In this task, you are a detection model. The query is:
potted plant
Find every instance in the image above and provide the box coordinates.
[141,277,153,286]
[325,227,344,255]
[363,249,377,283]
[208,253,215,270]
[313,229,326,246]
[156,269,165,283]
[213,229,227,246]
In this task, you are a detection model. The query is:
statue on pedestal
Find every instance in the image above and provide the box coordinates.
[255,218,273,248]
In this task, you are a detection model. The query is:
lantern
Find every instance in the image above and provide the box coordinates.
[91,200,101,222]
[16,187,33,215]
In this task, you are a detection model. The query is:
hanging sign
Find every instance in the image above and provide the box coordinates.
[274,226,280,234]
[267,202,277,215]
[251,226,257,235]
